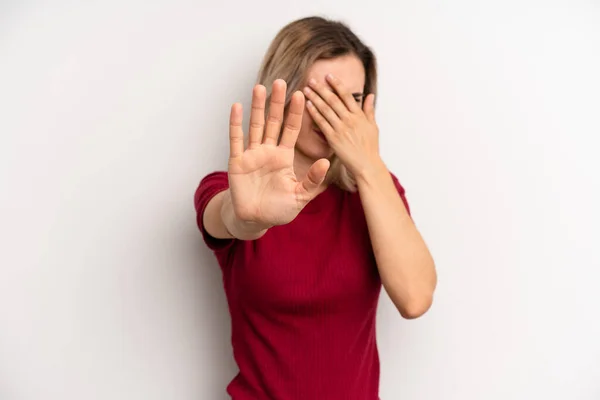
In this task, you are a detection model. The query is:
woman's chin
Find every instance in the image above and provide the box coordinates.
[296,142,333,161]
[313,147,334,160]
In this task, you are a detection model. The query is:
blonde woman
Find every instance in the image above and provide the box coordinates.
[195,16,437,400]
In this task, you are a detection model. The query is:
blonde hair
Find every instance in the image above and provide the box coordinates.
[256,16,378,192]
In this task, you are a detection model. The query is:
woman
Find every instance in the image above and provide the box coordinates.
[194,16,437,400]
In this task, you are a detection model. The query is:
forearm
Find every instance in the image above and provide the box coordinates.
[356,161,437,319]
[203,189,268,240]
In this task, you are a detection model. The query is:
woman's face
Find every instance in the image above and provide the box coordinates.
[293,54,366,162]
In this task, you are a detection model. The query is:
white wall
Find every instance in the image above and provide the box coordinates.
[1,1,599,399]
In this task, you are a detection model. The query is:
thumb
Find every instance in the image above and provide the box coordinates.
[299,158,330,197]
[363,93,376,121]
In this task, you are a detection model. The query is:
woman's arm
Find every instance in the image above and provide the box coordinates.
[301,74,437,319]
[356,161,437,319]
[203,189,269,241]
[200,79,329,244]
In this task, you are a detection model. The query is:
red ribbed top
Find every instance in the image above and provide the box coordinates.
[194,171,409,400]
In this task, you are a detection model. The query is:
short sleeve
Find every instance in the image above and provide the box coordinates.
[390,172,411,216]
[193,171,236,253]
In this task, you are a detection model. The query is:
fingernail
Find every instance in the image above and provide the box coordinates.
[306,100,313,107]
[326,74,334,80]
[308,78,316,85]
[303,87,311,94]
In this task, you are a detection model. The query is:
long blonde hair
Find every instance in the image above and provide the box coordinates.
[256,16,378,192]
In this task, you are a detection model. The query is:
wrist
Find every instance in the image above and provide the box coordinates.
[354,157,388,186]
[221,190,270,240]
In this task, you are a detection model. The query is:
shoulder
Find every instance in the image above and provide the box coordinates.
[193,170,229,225]
[194,171,229,210]
[199,170,229,187]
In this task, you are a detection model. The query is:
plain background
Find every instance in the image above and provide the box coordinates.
[1,1,599,399]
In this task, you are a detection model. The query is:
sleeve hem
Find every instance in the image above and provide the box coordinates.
[194,172,236,253]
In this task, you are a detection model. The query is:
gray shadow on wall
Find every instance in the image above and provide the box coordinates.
[181,45,264,398]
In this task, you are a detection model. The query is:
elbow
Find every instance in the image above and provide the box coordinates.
[397,292,434,320]
[390,262,438,319]
[399,300,432,319]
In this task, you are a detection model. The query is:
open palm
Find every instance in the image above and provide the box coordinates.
[227,79,330,227]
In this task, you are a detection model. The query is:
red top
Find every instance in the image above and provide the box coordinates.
[194,171,409,400]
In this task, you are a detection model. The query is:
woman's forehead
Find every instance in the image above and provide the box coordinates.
[305,56,366,92]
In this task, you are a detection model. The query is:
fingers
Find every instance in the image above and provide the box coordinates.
[248,85,267,149]
[325,74,362,113]
[300,158,330,195]
[305,99,335,137]
[229,102,244,159]
[363,93,376,121]
[263,79,286,146]
[304,79,348,123]
[279,91,305,149]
